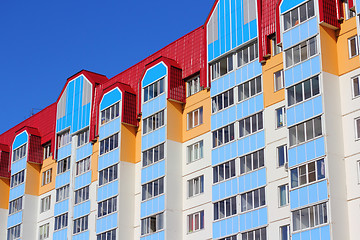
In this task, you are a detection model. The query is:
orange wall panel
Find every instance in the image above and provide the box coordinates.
[167,100,183,143]
[25,162,41,196]
[91,140,99,182]
[0,178,10,209]
[320,25,339,76]
[120,124,138,163]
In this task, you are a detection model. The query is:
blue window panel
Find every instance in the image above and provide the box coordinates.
[320,225,331,240]
[240,207,268,231]
[53,228,67,240]
[310,56,321,75]
[289,137,325,167]
[225,1,231,52]
[210,78,219,97]
[235,62,262,85]
[290,189,300,209]
[239,213,246,231]
[220,183,226,200]
[292,233,300,240]
[220,218,227,237]
[306,140,316,163]
[73,231,89,240]
[55,171,71,189]
[308,182,319,204]
[288,147,297,167]
[140,230,165,240]
[142,63,167,88]
[54,199,69,216]
[76,143,92,161]
[237,131,265,157]
[9,184,25,201]
[308,18,318,38]
[212,141,238,166]
[292,64,302,86]
[140,195,165,218]
[315,137,325,158]
[73,201,91,219]
[231,0,237,49]
[141,127,166,151]
[294,103,305,124]
[317,180,328,201]
[212,106,237,130]
[98,148,119,171]
[313,95,323,116]
[249,20,257,38]
[11,158,26,175]
[100,88,122,111]
[58,144,71,160]
[290,27,300,48]
[243,23,249,43]
[208,43,214,61]
[284,56,321,88]
[142,94,166,119]
[213,215,239,239]
[96,212,118,234]
[74,171,91,190]
[296,144,306,166]
[299,186,309,206]
[301,230,310,240]
[303,99,314,120]
[13,131,28,150]
[212,178,238,201]
[212,184,220,202]
[257,168,266,186]
[214,40,220,59]
[97,180,119,202]
[238,168,266,193]
[141,160,165,184]
[283,31,291,50]
[280,0,307,13]
[284,68,293,87]
[258,206,267,226]
[99,118,120,140]
[287,107,295,126]
[7,211,22,228]
[310,226,320,239]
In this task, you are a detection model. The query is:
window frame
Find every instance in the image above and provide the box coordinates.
[142,143,165,167]
[9,197,22,215]
[348,35,359,59]
[212,123,236,148]
[355,117,360,140]
[76,129,89,147]
[97,196,117,218]
[285,36,318,69]
[240,187,266,213]
[96,229,116,240]
[241,227,267,240]
[292,202,328,232]
[140,212,164,236]
[57,129,71,149]
[213,159,236,184]
[277,145,288,167]
[213,196,237,221]
[187,175,204,198]
[142,110,165,135]
[56,184,70,202]
[187,210,205,233]
[187,107,203,130]
[239,111,264,138]
[283,0,315,32]
[287,75,320,107]
[74,186,90,205]
[237,75,262,103]
[43,142,51,160]
[276,107,287,129]
[54,213,68,231]
[290,158,326,189]
[240,149,265,175]
[39,223,50,240]
[143,77,165,103]
[99,133,119,156]
[274,70,284,92]
[10,170,25,188]
[57,157,71,174]
[212,88,235,114]
[99,164,118,186]
[12,143,27,163]
[141,177,164,201]
[73,215,89,235]
[279,225,290,240]
[100,101,120,125]
[352,75,360,99]
[278,184,289,207]
[289,116,322,147]
[345,0,356,20]
[42,169,52,186]
[186,75,201,97]
[40,195,51,213]
[187,140,204,164]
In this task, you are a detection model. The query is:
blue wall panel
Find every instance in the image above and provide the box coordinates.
[98,148,119,171]
[239,207,268,231]
[96,213,118,234]
[237,130,265,157]
[287,96,323,126]
[211,72,236,97]
[99,116,120,139]
[237,94,263,120]
[76,143,92,161]
[212,141,238,165]
[100,88,122,111]
[73,201,91,219]
[285,56,321,87]
[238,168,266,193]
[288,137,325,167]
[141,160,166,184]
[141,127,166,151]
[142,94,167,119]
[12,131,28,150]
[283,18,318,50]
[9,184,25,201]
[280,0,307,13]
[55,171,71,189]
[74,171,91,190]
[290,180,328,209]
[211,106,237,130]
[73,231,90,240]
[140,230,165,240]
[212,177,238,201]
[140,195,165,218]
[213,215,239,239]
[7,211,22,228]
[58,143,71,160]
[53,228,67,240]
[142,63,167,87]
[97,180,119,202]
[292,225,330,240]
[54,199,69,216]
[11,158,26,175]
[235,61,262,85]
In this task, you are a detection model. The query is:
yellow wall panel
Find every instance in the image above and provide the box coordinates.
[91,140,99,182]
[25,162,41,196]
[320,25,339,76]
[0,178,10,209]
[167,100,183,142]
[39,156,57,195]
[120,124,138,163]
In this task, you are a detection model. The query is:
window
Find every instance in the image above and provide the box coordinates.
[348,35,359,58]
[142,177,164,201]
[241,227,267,240]
[54,213,68,231]
[214,196,237,220]
[280,225,290,240]
[237,41,259,67]
[358,161,360,183]
[40,195,51,213]
[279,184,289,207]
[99,133,119,155]
[101,102,120,125]
[274,70,284,92]
[277,145,288,167]
[73,215,88,234]
[43,142,51,160]
[57,157,70,174]
[289,116,322,147]
[238,76,262,102]
[57,130,71,148]
[187,141,203,164]
[187,75,201,97]
[213,159,236,183]
[99,164,118,186]
[13,144,26,162]
[187,107,203,130]
[212,123,235,148]
[188,175,204,198]
[290,159,326,188]
[276,107,286,128]
[287,75,320,106]
[141,212,164,236]
[283,0,315,31]
[352,76,360,98]
[77,129,89,147]
[97,229,116,240]
[7,224,21,240]
[76,157,91,175]
[42,169,52,186]
[241,187,266,212]
[187,211,204,233]
[142,144,165,167]
[292,202,328,231]
[144,77,165,102]
[212,89,234,113]
[143,110,165,134]
[39,223,49,240]
[219,235,237,240]
[56,184,69,202]
[98,196,117,218]
[9,197,22,215]
[240,149,265,174]
[210,54,235,80]
[243,0,257,24]
[345,0,356,19]
[356,117,360,140]
[75,186,89,204]
[285,37,317,68]
[272,35,282,55]
[10,170,25,188]
[239,112,263,138]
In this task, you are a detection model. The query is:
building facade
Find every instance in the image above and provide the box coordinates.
[1,0,360,239]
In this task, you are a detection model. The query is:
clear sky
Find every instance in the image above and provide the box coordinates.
[0,0,213,134]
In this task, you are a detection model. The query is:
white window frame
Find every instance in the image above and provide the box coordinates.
[277,145,288,167]
[279,225,290,240]
[40,195,51,213]
[142,143,165,167]
[292,202,328,232]
[42,169,52,186]
[278,184,289,207]
[187,75,201,97]
[74,186,89,205]
[187,140,204,164]
[240,187,266,212]
[241,227,267,240]
[39,223,49,240]
[272,35,282,56]
[99,133,119,155]
[238,76,262,102]
[345,0,356,20]
[140,212,164,236]
[188,175,204,198]
[212,89,235,113]
[76,156,91,176]
[352,76,360,98]
[97,229,116,240]
[100,102,120,125]
[357,160,360,184]
[7,224,21,240]
[187,210,204,233]
[187,107,203,130]
[142,177,164,201]
[290,158,326,189]
[10,170,25,188]
[274,70,284,92]
[77,129,89,147]
[287,75,320,107]
[355,117,360,140]
[56,184,69,202]
[73,215,88,234]
[143,77,165,103]
[98,196,117,218]
[57,157,70,174]
[239,112,264,138]
[142,110,165,135]
[57,130,71,148]
[285,36,318,68]
[283,0,315,31]
[240,149,265,175]
[54,213,68,231]
[212,123,235,148]
[13,144,27,162]
[43,142,51,160]
[276,107,286,129]
[213,196,237,220]
[9,197,22,215]
[348,35,359,59]
[289,116,322,147]
[213,159,236,183]
[99,164,118,186]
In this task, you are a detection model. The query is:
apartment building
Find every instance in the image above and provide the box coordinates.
[1,0,360,239]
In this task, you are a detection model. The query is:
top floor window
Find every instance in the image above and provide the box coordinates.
[43,142,51,160]
[77,129,89,147]
[211,54,234,80]
[144,77,165,102]
[283,0,315,31]
[345,0,356,19]
[348,35,359,58]
[101,102,120,125]
[237,41,258,68]
[13,144,27,162]
[143,110,165,135]
[57,130,71,148]
[285,37,317,68]
[271,35,282,55]
[187,75,201,97]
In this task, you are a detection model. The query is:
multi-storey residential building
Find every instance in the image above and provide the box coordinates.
[1,0,360,239]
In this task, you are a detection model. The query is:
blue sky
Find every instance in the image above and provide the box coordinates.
[0,0,213,134]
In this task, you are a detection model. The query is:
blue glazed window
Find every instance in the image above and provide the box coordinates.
[141,212,164,236]
[285,37,317,68]
[292,202,328,231]
[144,77,165,102]
[54,213,68,231]
[289,116,322,147]
[290,158,325,188]
[7,224,21,240]
[241,187,266,212]
[97,229,116,240]
[13,144,26,162]
[213,196,237,220]
[101,102,120,125]
[241,227,267,240]
[287,75,320,106]
[283,0,315,31]
[213,159,236,183]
